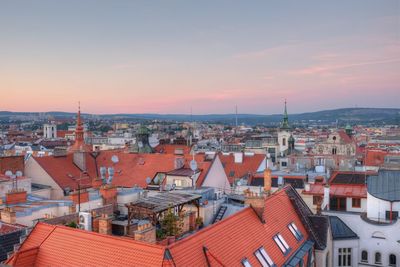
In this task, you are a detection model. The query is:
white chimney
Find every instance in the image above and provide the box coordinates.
[304,182,310,192]
[234,152,243,164]
[322,185,330,211]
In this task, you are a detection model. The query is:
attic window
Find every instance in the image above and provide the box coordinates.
[288,222,303,241]
[254,247,275,267]
[273,233,291,255]
[241,258,252,267]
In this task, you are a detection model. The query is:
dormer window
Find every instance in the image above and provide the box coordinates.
[273,233,290,255]
[254,247,275,267]
[288,222,303,241]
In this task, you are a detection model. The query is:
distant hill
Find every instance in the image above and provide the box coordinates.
[0,108,399,125]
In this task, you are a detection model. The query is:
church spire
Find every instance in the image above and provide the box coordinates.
[69,102,90,152]
[281,99,290,130]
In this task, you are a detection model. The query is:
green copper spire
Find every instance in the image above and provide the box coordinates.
[281,99,290,130]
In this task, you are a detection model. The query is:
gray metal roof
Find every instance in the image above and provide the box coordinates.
[329,216,358,240]
[367,170,400,202]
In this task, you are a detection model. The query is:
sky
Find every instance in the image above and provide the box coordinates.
[0,0,399,115]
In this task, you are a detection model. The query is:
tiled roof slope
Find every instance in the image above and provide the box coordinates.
[34,151,212,189]
[8,223,166,267]
[168,189,310,267]
[219,153,265,184]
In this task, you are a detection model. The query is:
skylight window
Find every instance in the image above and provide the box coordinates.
[242,258,252,267]
[255,247,275,267]
[288,222,303,241]
[273,234,291,255]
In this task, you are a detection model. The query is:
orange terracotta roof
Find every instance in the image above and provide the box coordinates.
[168,189,309,267]
[219,153,265,184]
[154,144,191,155]
[303,184,367,198]
[8,223,166,267]
[34,151,213,189]
[9,188,314,267]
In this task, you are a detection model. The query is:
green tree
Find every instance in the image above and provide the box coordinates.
[159,208,184,237]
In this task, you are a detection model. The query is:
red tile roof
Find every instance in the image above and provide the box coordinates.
[34,151,213,189]
[219,153,265,184]
[154,144,191,155]
[8,223,166,267]
[8,187,313,267]
[304,184,367,198]
[168,189,309,267]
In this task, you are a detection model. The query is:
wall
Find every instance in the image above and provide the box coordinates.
[367,192,400,221]
[201,156,231,192]
[24,157,64,199]
[346,197,367,213]
[324,211,400,267]
[315,226,333,267]
[16,203,72,227]
[332,239,359,267]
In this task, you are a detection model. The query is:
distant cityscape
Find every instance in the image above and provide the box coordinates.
[1,102,399,266]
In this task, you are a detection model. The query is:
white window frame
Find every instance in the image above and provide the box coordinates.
[255,247,275,267]
[274,234,290,254]
[288,222,303,241]
[338,248,352,267]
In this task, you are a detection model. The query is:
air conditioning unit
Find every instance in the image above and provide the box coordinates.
[78,212,92,231]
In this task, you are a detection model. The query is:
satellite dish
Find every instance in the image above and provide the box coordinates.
[16,171,23,177]
[111,155,119,164]
[145,177,152,185]
[190,160,198,171]
[5,170,13,177]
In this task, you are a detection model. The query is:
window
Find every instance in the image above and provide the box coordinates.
[313,196,322,205]
[281,161,287,167]
[288,222,303,241]
[254,247,275,267]
[389,254,397,266]
[242,258,252,267]
[352,198,361,208]
[283,138,286,146]
[361,250,368,263]
[338,248,352,267]
[375,252,382,265]
[273,234,290,255]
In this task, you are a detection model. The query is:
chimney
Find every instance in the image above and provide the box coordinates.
[316,197,323,215]
[1,208,16,224]
[134,222,156,243]
[322,185,330,211]
[244,191,266,222]
[73,151,86,172]
[304,182,311,192]
[100,185,117,211]
[234,152,243,164]
[263,169,272,195]
[98,214,112,235]
[277,176,284,189]
[6,190,27,205]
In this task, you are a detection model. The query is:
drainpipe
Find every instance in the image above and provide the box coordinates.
[390,201,393,223]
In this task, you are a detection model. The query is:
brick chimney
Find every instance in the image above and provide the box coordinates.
[263,168,272,195]
[100,185,117,210]
[98,214,112,235]
[6,190,27,205]
[134,222,156,244]
[1,207,16,224]
[244,190,266,223]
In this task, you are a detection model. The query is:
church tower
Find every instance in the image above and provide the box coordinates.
[278,100,291,155]
[69,103,91,152]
